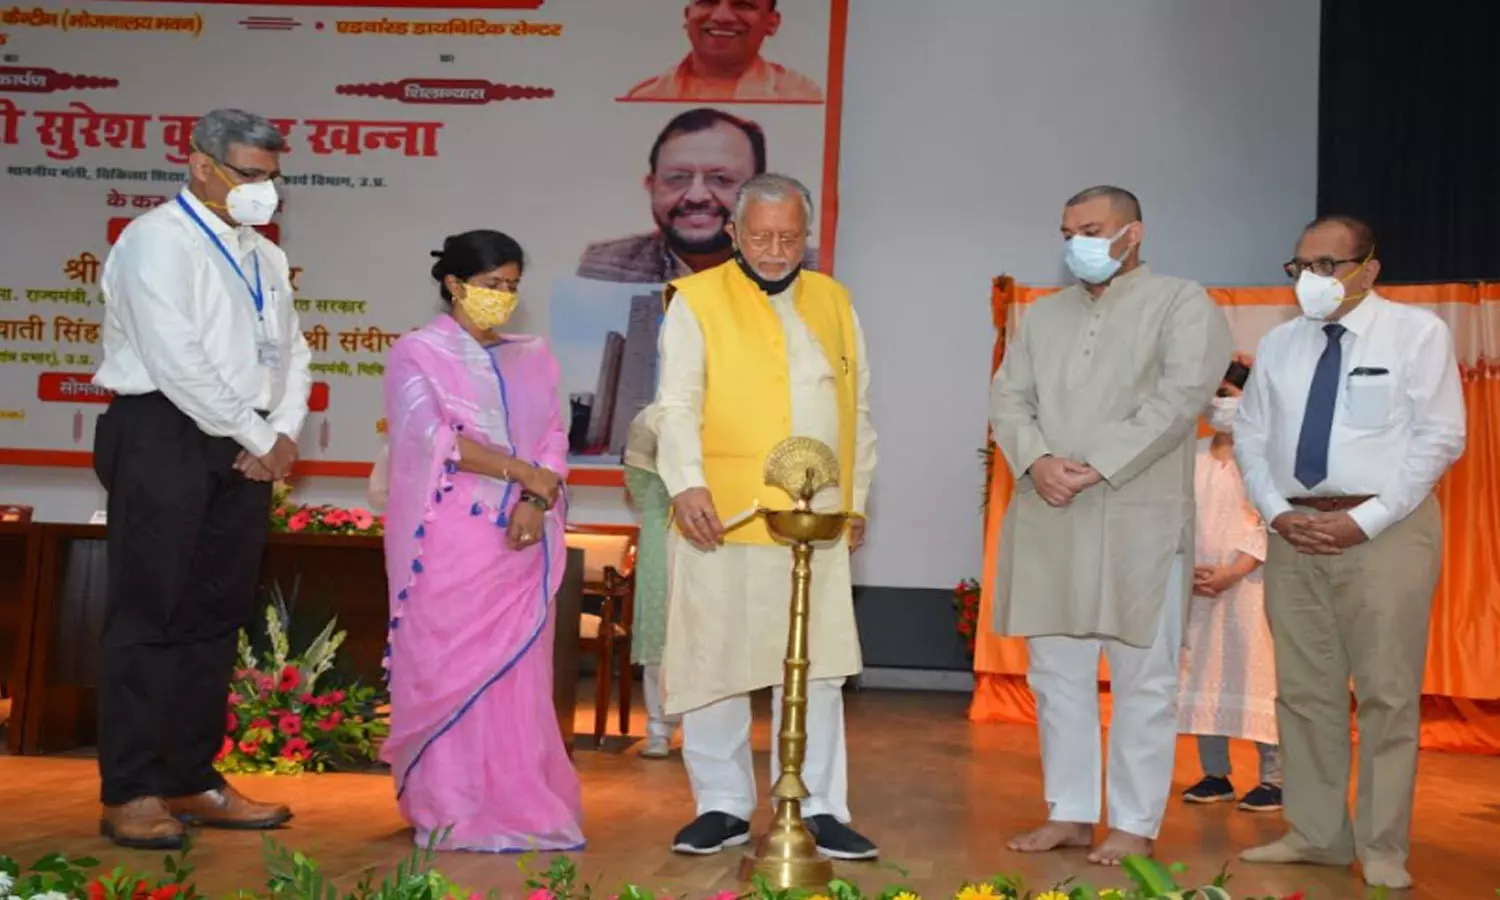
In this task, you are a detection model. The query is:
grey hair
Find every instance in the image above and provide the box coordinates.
[1065,184,1143,223]
[191,108,287,161]
[732,173,814,231]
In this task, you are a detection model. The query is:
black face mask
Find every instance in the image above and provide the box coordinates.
[734,249,801,295]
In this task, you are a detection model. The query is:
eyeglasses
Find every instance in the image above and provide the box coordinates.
[1283,256,1362,279]
[742,231,807,252]
[655,170,743,192]
[219,159,283,184]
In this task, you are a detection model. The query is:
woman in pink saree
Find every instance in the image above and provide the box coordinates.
[380,230,583,852]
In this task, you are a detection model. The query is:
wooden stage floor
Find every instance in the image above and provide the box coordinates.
[2,690,1497,898]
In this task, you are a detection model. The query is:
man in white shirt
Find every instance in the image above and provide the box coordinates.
[92,109,311,849]
[1234,216,1466,890]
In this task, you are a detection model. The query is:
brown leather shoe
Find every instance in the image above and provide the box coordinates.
[166,784,292,829]
[100,797,186,850]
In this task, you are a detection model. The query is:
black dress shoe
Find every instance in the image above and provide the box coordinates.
[805,814,878,860]
[671,811,751,855]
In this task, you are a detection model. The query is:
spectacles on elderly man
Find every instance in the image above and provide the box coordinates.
[1282,256,1363,279]
[741,231,807,253]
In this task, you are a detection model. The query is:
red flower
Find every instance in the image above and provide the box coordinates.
[278,713,303,736]
[257,673,276,696]
[318,710,343,731]
[299,691,317,705]
[250,718,273,732]
[278,665,301,692]
[88,879,107,900]
[238,737,260,755]
[215,736,234,761]
[1281,894,1306,900]
[328,689,346,704]
[226,711,238,732]
[281,737,311,762]
[324,508,350,527]
[286,510,311,532]
[350,508,374,530]
[227,691,243,706]
[149,884,183,900]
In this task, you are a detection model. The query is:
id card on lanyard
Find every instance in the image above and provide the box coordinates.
[176,195,280,368]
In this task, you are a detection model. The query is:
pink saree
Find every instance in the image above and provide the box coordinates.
[381,314,583,853]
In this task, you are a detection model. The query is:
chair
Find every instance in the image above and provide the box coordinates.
[563,527,638,747]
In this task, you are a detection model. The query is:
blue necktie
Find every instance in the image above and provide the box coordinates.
[1293,323,1347,489]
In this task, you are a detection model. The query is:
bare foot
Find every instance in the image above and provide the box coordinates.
[1088,829,1153,866]
[1007,821,1092,853]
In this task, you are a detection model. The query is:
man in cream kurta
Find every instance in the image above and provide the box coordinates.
[989,186,1231,865]
[655,174,878,861]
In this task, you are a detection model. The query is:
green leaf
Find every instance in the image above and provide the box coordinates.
[1120,855,1179,894]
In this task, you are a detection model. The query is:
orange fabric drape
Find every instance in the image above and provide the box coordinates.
[970,279,1500,754]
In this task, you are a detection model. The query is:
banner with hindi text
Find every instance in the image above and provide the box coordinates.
[0,0,847,481]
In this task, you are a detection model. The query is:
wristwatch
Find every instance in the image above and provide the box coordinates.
[519,490,549,511]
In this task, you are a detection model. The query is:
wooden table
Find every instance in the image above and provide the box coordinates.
[0,521,44,754]
[9,524,582,756]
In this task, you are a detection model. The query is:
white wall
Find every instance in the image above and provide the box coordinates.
[0,0,1321,589]
[838,0,1320,589]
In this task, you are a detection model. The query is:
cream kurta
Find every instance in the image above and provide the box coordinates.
[1178,437,1277,745]
[655,285,876,717]
[989,266,1232,648]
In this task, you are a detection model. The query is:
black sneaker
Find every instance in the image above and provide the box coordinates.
[804,814,879,861]
[1182,775,1236,804]
[671,812,751,855]
[1238,783,1283,812]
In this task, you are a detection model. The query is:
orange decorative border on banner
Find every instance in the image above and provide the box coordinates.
[113,0,544,8]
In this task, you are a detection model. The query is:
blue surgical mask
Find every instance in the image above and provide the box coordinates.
[1064,224,1136,285]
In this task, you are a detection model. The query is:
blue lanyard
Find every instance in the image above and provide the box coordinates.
[176,194,264,318]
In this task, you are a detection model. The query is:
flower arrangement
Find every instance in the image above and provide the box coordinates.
[953,579,981,658]
[217,580,387,776]
[0,842,1327,900]
[0,848,197,900]
[269,481,384,537]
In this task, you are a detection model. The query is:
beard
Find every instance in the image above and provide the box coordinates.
[657,201,734,257]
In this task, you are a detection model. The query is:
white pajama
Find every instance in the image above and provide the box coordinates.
[1027,555,1186,839]
[682,677,850,823]
[642,664,680,742]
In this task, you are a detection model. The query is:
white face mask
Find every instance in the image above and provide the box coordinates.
[1294,269,1346,320]
[1063,224,1135,285]
[1208,396,1239,435]
[226,180,279,227]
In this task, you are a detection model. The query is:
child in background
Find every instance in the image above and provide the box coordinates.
[1178,358,1283,812]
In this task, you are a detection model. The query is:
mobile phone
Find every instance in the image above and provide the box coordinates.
[1224,361,1251,389]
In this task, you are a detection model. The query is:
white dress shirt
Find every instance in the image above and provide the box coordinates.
[94,189,312,457]
[1234,292,1466,540]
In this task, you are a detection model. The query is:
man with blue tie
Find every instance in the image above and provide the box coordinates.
[1233,216,1466,890]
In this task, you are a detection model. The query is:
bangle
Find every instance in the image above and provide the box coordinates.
[520,490,548,511]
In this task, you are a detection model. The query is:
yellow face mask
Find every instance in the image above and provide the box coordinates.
[456,284,518,330]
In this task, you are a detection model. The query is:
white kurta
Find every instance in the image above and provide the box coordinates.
[1177,437,1278,745]
[654,286,876,717]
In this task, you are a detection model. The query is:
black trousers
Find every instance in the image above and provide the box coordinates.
[93,393,271,806]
